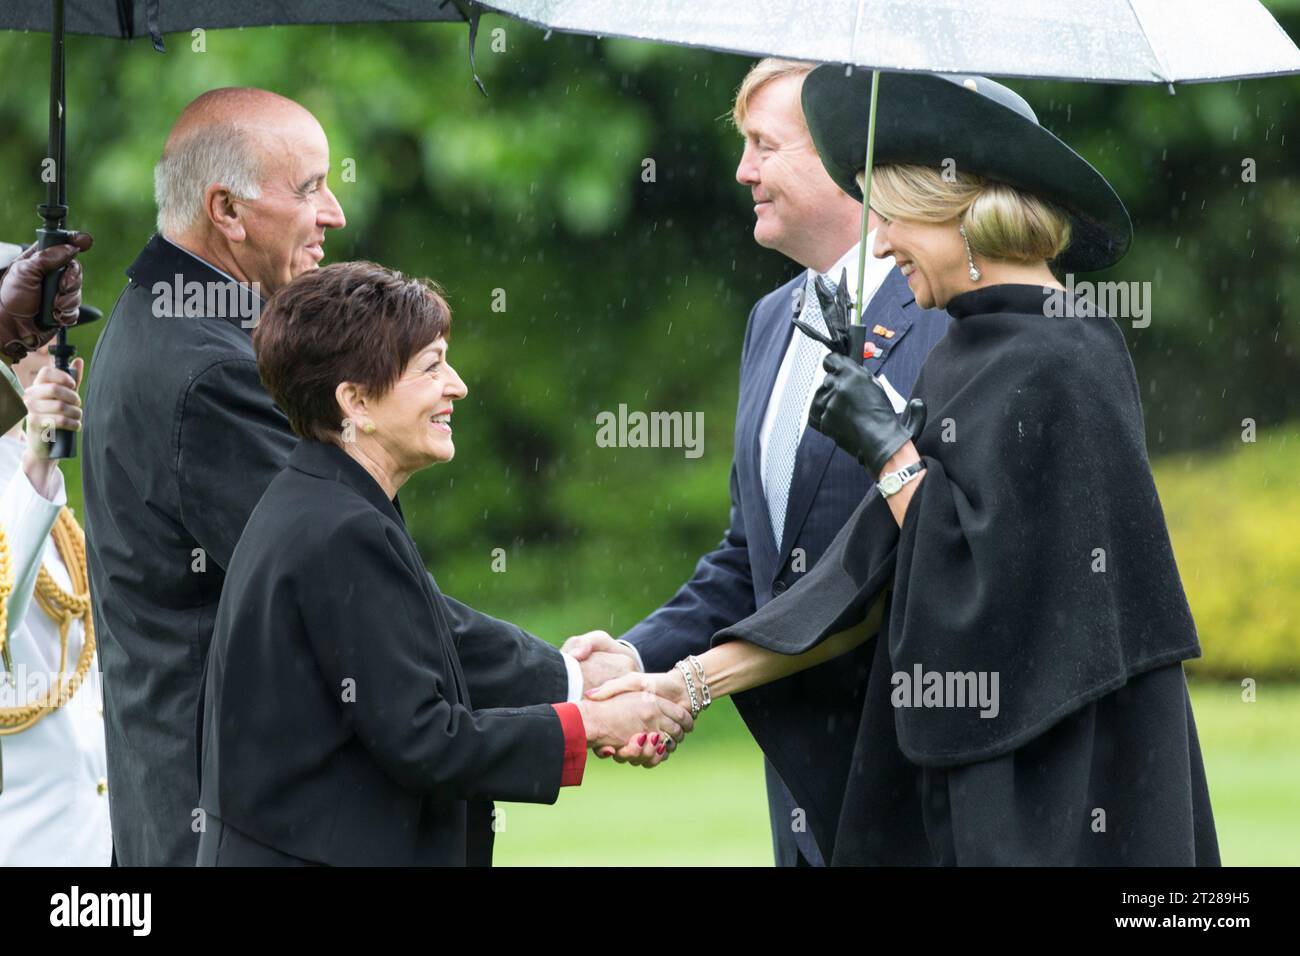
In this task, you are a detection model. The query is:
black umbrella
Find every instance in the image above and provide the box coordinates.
[490,0,1300,324]
[2,0,474,40]
[1,0,489,462]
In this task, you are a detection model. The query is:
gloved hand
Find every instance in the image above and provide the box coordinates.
[793,267,856,356]
[0,232,93,363]
[809,351,927,477]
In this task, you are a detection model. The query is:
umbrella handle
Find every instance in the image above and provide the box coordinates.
[849,324,870,366]
[35,226,79,461]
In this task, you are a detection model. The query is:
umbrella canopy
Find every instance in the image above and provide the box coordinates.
[485,0,1300,325]
[484,0,1300,84]
[1,1,468,44]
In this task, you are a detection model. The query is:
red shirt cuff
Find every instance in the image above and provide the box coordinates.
[551,702,587,787]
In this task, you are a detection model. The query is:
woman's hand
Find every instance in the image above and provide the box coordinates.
[576,689,692,767]
[20,358,83,499]
[809,353,926,478]
[583,670,694,766]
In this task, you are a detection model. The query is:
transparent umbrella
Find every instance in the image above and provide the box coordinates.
[484,0,1300,319]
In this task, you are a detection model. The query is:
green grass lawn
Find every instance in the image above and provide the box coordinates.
[1190,681,1300,867]
[494,682,1300,866]
[495,696,772,866]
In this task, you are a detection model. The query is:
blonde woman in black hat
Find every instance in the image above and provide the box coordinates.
[589,70,1219,866]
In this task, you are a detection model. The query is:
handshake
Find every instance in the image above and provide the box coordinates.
[563,631,707,769]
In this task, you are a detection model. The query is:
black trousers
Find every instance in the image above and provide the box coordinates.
[196,815,322,867]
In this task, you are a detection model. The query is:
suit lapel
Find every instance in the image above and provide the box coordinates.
[862,269,917,375]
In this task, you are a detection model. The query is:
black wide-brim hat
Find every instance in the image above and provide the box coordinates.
[801,67,1132,272]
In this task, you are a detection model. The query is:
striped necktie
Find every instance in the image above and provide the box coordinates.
[762,272,831,551]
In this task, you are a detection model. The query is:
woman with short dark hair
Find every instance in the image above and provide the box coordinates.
[196,261,691,866]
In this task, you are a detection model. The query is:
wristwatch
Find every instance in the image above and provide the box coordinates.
[876,460,926,498]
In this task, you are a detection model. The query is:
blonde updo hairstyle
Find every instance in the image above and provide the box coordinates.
[858,164,1072,265]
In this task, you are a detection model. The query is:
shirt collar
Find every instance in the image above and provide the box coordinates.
[161,236,245,287]
[809,231,895,306]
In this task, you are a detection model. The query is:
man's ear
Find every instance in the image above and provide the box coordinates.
[205,184,246,243]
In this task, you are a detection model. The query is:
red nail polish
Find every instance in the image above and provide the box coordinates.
[656,745,666,755]
[652,733,661,745]
[637,733,647,746]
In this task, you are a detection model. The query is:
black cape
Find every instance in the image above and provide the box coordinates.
[716,284,1219,865]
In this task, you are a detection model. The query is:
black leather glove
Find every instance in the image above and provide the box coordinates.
[793,267,856,356]
[0,232,93,363]
[809,351,927,477]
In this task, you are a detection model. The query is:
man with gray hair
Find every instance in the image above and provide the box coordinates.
[81,88,346,866]
[83,88,635,866]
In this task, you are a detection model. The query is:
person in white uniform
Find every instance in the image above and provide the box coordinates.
[0,340,110,866]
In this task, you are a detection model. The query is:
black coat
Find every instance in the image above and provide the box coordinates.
[198,439,571,866]
[83,235,568,865]
[717,284,1220,866]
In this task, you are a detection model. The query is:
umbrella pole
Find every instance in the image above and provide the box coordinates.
[35,0,77,460]
[852,69,880,329]
[36,0,68,261]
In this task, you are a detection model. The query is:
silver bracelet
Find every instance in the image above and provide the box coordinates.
[675,660,701,718]
[686,654,711,709]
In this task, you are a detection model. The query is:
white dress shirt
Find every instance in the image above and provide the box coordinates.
[0,433,111,866]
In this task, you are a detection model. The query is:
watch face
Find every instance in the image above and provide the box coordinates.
[880,473,902,495]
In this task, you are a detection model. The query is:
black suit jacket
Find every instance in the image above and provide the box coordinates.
[82,234,568,865]
[198,440,569,866]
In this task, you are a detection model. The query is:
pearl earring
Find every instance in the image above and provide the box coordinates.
[960,224,981,282]
[362,421,376,435]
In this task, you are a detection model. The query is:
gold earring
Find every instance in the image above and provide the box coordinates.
[362,421,376,435]
[960,224,981,282]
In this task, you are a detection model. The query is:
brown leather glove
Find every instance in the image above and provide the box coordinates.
[0,232,93,363]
